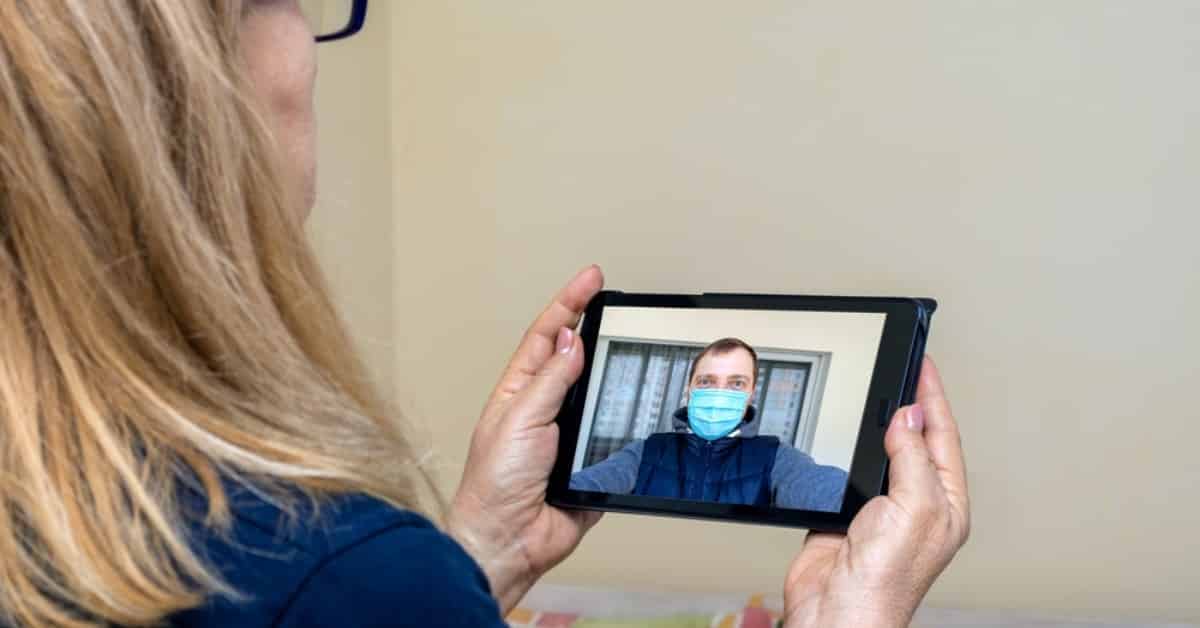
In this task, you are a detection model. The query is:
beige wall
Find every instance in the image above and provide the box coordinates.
[580,306,886,469]
[307,1,395,401]
[316,0,1200,622]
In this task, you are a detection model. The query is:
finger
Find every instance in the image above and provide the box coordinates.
[915,355,946,403]
[916,357,963,476]
[502,328,586,431]
[796,530,842,565]
[914,357,969,522]
[884,404,942,514]
[788,531,843,588]
[569,508,603,533]
[491,266,604,403]
[527,265,604,341]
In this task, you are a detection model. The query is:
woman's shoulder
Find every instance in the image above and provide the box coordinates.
[171,485,504,627]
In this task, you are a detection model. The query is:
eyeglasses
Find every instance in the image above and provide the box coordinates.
[299,0,368,43]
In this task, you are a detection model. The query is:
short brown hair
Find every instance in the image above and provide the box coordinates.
[689,338,759,386]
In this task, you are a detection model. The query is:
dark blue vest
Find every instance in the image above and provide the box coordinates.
[632,433,780,506]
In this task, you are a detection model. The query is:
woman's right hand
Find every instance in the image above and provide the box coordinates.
[783,358,970,628]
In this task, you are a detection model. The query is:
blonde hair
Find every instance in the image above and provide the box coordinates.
[0,2,437,626]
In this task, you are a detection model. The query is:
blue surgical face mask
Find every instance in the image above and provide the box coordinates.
[687,388,749,441]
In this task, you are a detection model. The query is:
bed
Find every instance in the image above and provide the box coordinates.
[507,583,1196,628]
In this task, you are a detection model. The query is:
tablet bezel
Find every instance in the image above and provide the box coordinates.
[547,291,934,532]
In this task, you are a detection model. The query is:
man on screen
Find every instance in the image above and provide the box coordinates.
[569,338,848,511]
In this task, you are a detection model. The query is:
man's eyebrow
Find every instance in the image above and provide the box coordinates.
[728,375,750,381]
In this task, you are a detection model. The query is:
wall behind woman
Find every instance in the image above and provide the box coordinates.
[385,0,1200,622]
[308,2,396,402]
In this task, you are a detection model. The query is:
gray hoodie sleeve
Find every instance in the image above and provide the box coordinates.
[770,444,849,512]
[569,439,644,494]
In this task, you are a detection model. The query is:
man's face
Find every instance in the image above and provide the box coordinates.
[690,349,756,403]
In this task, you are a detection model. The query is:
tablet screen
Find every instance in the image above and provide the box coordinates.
[567,305,887,513]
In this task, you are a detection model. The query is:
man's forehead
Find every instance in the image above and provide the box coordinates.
[694,349,755,375]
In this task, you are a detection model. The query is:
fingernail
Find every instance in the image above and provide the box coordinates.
[906,404,925,431]
[556,327,573,354]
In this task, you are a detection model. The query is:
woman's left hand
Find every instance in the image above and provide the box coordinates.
[448,265,605,613]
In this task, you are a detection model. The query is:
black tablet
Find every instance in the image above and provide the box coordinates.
[547,291,936,532]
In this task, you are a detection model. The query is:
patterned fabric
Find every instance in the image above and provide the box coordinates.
[506,593,782,628]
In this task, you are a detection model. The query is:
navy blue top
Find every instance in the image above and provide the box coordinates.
[571,434,848,511]
[633,433,780,506]
[169,485,507,627]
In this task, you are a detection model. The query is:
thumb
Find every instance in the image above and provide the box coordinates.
[884,403,940,507]
[504,327,585,430]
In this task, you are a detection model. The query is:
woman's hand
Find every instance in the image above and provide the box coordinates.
[783,357,970,628]
[447,266,605,613]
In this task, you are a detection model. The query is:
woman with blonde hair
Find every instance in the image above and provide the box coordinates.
[0,1,969,626]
